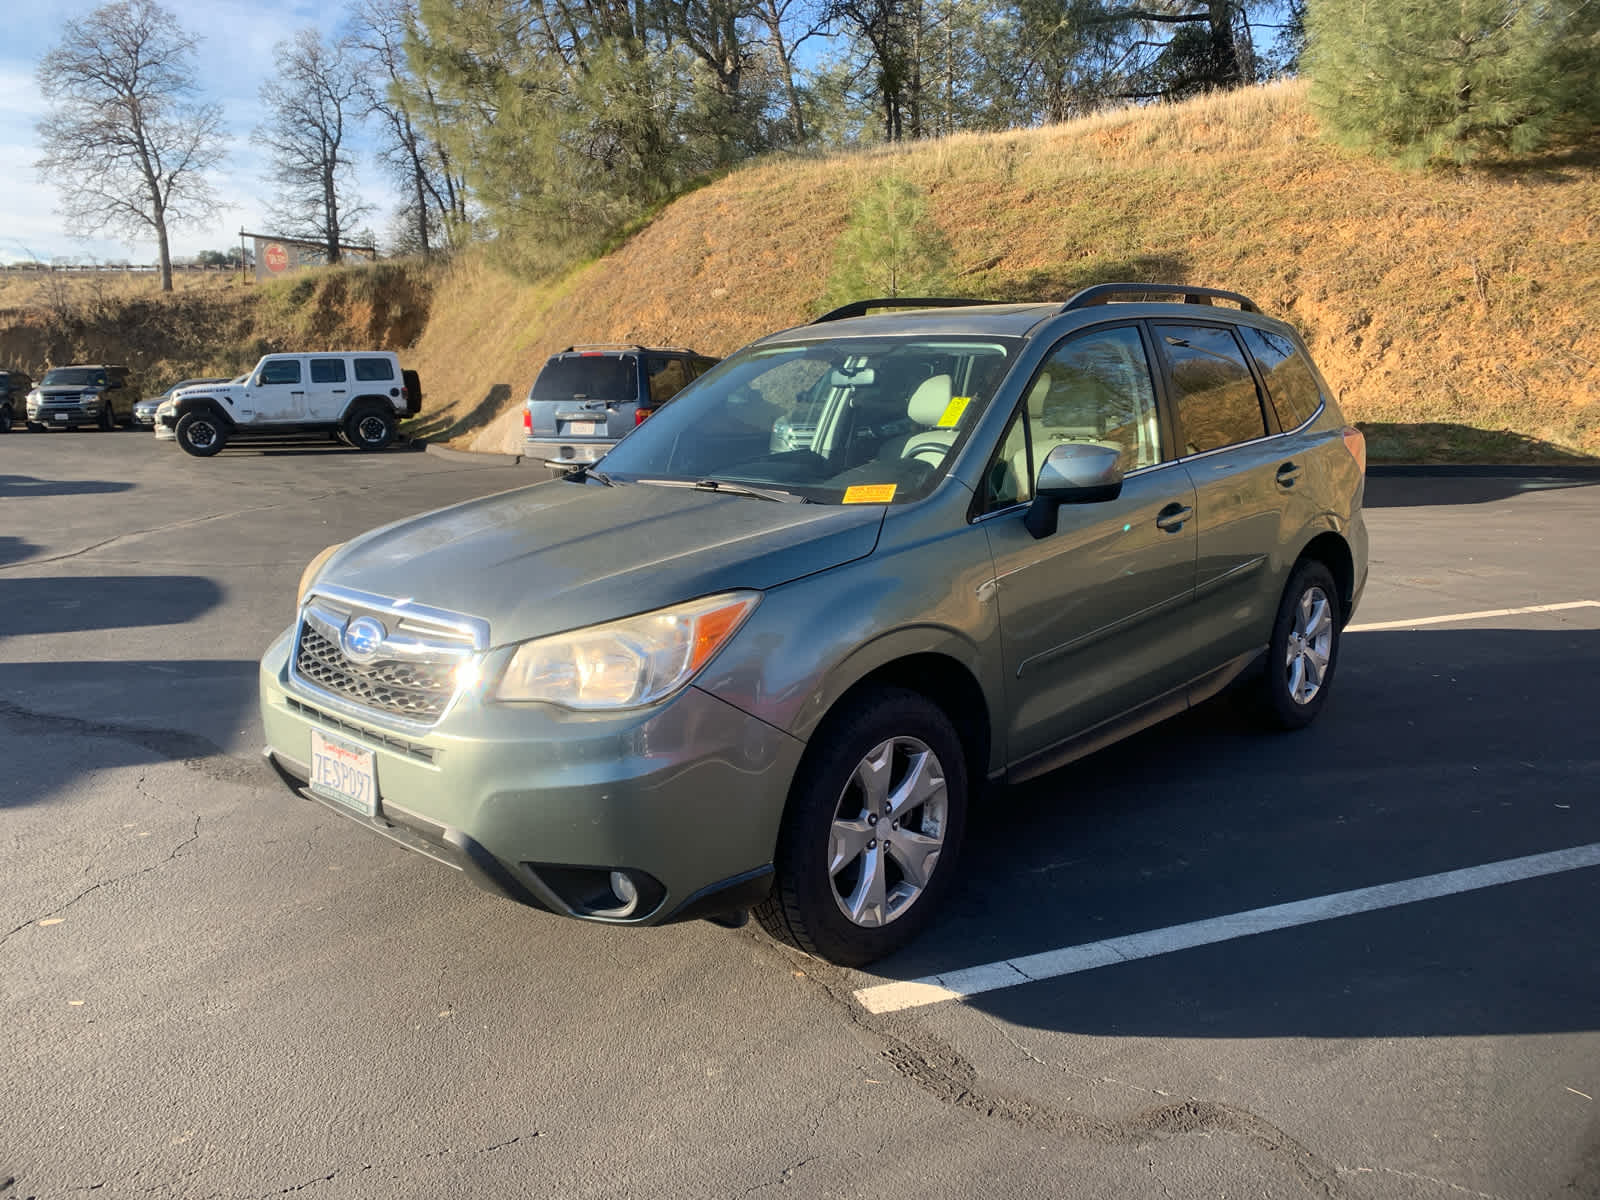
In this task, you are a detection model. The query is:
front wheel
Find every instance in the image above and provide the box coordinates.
[175,410,227,457]
[0,405,11,433]
[1252,559,1343,731]
[755,688,968,967]
[345,406,395,451]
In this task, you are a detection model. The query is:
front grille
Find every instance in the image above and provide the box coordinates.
[295,623,458,721]
[285,697,436,762]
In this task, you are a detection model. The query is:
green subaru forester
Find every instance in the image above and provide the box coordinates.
[261,284,1368,966]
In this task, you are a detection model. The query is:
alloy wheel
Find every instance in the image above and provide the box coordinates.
[1285,585,1334,705]
[828,736,948,928]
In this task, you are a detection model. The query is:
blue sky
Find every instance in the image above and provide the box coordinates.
[0,0,393,265]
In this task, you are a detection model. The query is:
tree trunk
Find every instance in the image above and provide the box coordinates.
[155,209,173,292]
[325,163,342,263]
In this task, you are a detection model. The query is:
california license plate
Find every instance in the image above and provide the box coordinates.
[564,420,599,435]
[309,730,378,816]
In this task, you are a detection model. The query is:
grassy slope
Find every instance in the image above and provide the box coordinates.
[413,81,1597,462]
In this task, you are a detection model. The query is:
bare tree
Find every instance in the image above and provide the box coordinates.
[254,30,371,263]
[35,0,225,292]
[348,0,466,256]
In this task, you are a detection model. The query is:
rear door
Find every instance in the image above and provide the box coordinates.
[306,357,349,421]
[1156,322,1286,671]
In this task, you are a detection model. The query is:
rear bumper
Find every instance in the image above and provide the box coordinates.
[523,437,615,478]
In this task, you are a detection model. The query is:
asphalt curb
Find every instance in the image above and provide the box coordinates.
[1368,464,1600,479]
[422,442,526,467]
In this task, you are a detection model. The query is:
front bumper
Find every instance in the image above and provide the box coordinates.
[259,628,801,924]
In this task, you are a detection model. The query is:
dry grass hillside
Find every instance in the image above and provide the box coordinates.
[0,263,432,391]
[402,79,1597,462]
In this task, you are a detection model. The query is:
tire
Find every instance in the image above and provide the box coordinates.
[0,405,11,433]
[26,421,44,432]
[755,687,968,967]
[98,401,116,432]
[175,410,227,457]
[345,405,395,451]
[1252,559,1343,731]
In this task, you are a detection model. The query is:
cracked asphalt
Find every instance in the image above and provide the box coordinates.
[3,436,1598,1199]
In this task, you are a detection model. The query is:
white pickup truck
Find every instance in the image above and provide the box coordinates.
[162,351,421,457]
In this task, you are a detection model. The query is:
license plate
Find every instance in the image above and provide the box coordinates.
[309,730,378,816]
[564,420,599,435]
[53,413,69,422]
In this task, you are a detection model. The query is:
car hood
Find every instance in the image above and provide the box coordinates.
[317,479,885,646]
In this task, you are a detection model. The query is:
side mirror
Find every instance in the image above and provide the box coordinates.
[1023,443,1125,539]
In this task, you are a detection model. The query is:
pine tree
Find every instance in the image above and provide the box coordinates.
[822,175,954,307]
[1306,0,1600,165]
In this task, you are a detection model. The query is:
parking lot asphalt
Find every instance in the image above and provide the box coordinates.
[3,433,1597,1199]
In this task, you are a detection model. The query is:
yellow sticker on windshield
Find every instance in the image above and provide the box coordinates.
[843,484,898,504]
[936,396,971,428]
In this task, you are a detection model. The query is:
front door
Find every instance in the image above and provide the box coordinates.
[252,357,305,421]
[980,324,1198,766]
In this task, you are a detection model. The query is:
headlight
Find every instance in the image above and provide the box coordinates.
[297,542,345,604]
[495,591,760,710]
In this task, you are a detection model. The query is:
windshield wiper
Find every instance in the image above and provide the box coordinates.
[635,477,809,503]
[567,463,614,486]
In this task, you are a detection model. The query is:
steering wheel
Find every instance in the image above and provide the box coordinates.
[900,435,951,468]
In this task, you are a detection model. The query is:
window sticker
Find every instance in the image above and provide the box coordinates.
[843,484,898,504]
[936,396,971,428]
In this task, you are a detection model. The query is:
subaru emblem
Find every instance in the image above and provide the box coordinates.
[342,616,387,663]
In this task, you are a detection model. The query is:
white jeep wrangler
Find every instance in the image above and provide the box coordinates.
[162,351,421,457]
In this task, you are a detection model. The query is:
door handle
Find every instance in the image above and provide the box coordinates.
[1276,461,1302,487]
[1155,502,1193,532]
[332,389,346,393]
[291,391,305,396]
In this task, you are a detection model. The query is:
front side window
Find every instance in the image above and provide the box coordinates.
[981,408,1033,511]
[259,359,301,386]
[1238,326,1323,431]
[310,358,348,384]
[1156,324,1266,454]
[599,336,1020,504]
[353,357,395,382]
[1025,325,1163,474]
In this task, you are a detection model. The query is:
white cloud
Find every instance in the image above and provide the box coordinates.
[0,2,404,263]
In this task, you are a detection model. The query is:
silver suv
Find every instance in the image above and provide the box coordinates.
[263,284,1368,967]
[523,345,717,477]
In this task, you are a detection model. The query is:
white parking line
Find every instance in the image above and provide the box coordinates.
[853,843,1600,1015]
[1347,600,1600,633]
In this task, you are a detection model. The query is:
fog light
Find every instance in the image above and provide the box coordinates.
[609,870,638,908]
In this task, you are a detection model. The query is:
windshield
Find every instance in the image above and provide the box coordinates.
[531,356,636,404]
[597,336,1019,504]
[42,368,108,388]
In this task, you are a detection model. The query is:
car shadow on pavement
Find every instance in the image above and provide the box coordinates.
[0,535,39,566]
[1367,463,1600,508]
[0,658,264,809]
[872,625,1600,1038]
[0,474,135,498]
[1,575,223,637]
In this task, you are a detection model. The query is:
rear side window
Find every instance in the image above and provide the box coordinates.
[1156,324,1267,454]
[260,359,302,385]
[353,357,395,381]
[531,356,636,403]
[310,358,348,383]
[645,355,692,404]
[1238,326,1324,431]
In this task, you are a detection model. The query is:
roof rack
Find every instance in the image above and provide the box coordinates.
[811,297,1001,324]
[558,344,698,354]
[1061,283,1259,314]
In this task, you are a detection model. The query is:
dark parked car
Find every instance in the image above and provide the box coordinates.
[135,377,229,428]
[0,369,33,433]
[25,364,141,431]
[265,283,1368,966]
[523,345,718,477]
